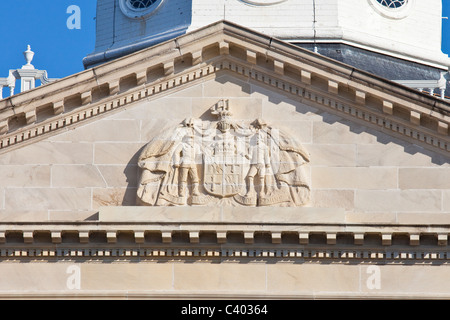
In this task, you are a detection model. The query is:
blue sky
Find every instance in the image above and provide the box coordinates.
[0,1,450,82]
[0,1,96,79]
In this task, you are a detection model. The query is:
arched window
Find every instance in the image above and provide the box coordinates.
[376,0,408,9]
[128,0,157,9]
[120,0,164,18]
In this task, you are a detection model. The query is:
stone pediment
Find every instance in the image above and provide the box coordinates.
[0,20,450,299]
[0,20,448,157]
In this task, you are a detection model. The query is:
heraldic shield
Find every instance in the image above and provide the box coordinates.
[203,134,245,198]
[137,99,311,207]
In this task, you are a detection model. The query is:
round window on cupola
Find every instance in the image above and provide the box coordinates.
[120,0,164,19]
[376,0,407,8]
[129,0,156,9]
[369,0,413,19]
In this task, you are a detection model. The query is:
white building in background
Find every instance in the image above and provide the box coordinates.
[0,0,448,299]
[85,0,450,97]
[88,0,450,67]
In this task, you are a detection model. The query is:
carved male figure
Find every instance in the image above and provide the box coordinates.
[173,133,202,197]
[245,129,271,197]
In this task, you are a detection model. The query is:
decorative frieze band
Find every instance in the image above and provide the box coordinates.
[2,246,450,264]
[0,214,448,263]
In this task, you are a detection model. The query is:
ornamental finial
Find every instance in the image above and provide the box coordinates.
[23,45,35,67]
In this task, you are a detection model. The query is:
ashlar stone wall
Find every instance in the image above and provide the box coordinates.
[0,71,448,222]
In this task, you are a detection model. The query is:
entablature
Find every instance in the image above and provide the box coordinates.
[1,207,450,264]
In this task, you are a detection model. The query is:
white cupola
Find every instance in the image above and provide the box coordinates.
[84,0,450,71]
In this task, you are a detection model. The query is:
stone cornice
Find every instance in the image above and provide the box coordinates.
[0,220,449,264]
[0,207,449,264]
[0,20,448,156]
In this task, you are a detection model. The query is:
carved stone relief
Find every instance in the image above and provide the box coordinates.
[137,100,311,207]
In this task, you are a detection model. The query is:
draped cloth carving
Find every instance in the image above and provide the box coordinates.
[137,100,310,207]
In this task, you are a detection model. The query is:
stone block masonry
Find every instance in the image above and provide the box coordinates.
[0,72,448,221]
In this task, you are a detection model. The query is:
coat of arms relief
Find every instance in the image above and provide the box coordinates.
[137,100,311,207]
